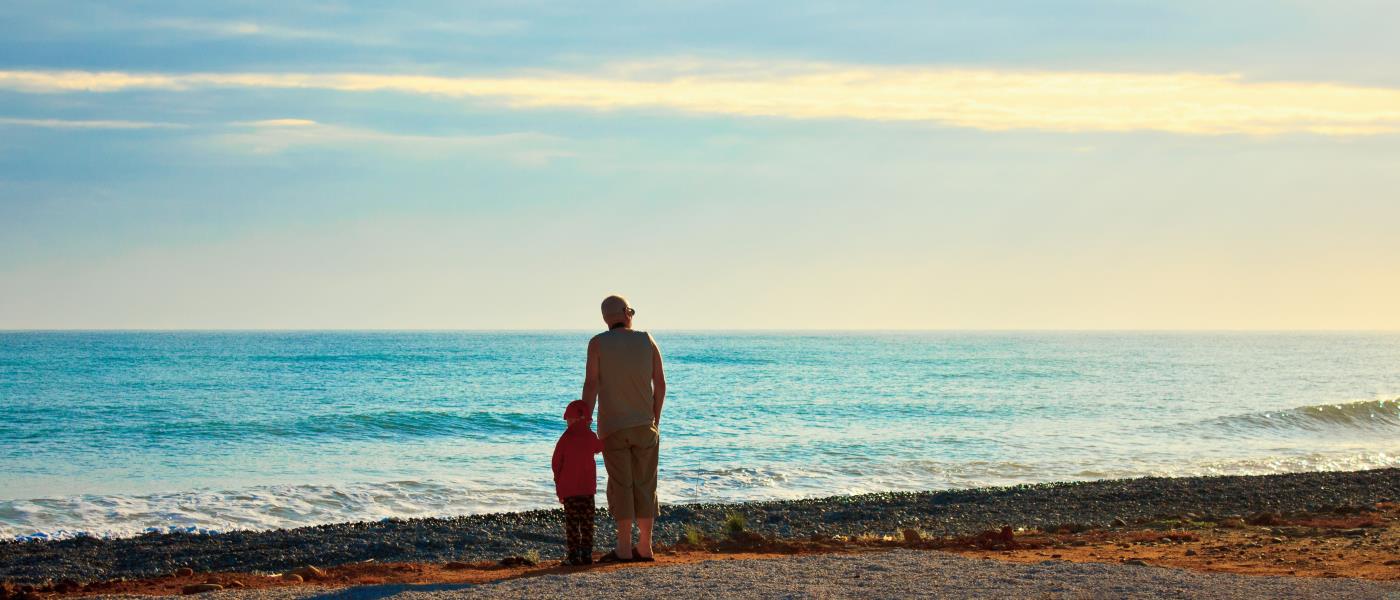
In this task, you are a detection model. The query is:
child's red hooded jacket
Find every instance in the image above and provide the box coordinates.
[552,401,603,501]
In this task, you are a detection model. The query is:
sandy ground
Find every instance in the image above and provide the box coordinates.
[10,469,1397,585]
[99,550,1400,600]
[9,501,1399,599]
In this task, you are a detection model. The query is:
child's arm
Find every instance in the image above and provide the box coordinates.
[551,438,565,503]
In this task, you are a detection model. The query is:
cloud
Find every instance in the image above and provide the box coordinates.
[237,118,319,128]
[4,60,1400,135]
[0,117,185,129]
[0,112,567,165]
[126,16,522,45]
[143,18,323,39]
[216,119,571,165]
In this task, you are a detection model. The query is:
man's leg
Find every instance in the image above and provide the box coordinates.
[632,425,660,558]
[636,517,654,558]
[602,431,636,560]
[614,518,633,559]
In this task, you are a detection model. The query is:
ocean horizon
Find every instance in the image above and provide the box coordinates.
[3,330,1397,541]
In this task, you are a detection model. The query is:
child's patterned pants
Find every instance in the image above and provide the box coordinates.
[562,495,595,557]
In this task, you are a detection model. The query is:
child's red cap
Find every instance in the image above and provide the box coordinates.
[563,400,587,420]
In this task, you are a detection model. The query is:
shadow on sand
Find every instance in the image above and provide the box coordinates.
[299,562,607,600]
[302,583,479,600]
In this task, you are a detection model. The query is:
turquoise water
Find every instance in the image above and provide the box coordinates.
[2,331,1398,540]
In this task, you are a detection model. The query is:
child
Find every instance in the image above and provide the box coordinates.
[552,399,604,565]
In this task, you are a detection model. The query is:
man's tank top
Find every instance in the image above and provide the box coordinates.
[595,328,656,438]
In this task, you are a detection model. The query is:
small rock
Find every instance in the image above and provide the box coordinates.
[181,584,223,595]
[1246,512,1281,526]
[902,528,922,543]
[175,568,195,577]
[1111,517,1128,527]
[1184,549,1198,556]
[292,566,327,580]
[281,573,304,582]
[1384,560,1400,566]
[444,561,472,570]
[227,581,245,589]
[1123,559,1148,566]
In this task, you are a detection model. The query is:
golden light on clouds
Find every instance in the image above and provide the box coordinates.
[215,118,570,164]
[4,61,1400,135]
[0,116,184,129]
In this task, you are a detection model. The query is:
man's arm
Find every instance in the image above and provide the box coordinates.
[581,337,601,425]
[650,336,666,426]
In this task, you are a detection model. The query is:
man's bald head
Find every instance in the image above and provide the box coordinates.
[601,295,634,327]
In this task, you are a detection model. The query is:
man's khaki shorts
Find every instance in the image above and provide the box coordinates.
[602,423,659,519]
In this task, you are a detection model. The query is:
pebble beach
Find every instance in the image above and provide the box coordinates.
[3,468,1396,586]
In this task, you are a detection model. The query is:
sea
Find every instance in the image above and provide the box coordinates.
[1,331,1397,541]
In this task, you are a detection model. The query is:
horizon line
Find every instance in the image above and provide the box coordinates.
[3,328,1398,334]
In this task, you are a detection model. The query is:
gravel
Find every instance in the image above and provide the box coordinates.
[3,468,1396,584]
[121,550,1400,600]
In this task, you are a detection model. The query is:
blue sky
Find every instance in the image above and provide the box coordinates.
[2,1,1398,329]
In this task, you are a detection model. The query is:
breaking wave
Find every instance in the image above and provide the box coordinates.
[1199,399,1400,436]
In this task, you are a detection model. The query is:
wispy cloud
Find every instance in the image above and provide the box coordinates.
[141,18,353,41]
[216,119,571,165]
[236,118,319,128]
[129,15,523,44]
[4,60,1400,135]
[0,117,185,129]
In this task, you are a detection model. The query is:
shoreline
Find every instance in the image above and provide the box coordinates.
[2,468,1396,585]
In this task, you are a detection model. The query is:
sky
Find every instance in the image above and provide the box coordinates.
[1,1,1398,330]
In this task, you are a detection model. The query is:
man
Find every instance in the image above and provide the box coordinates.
[582,295,666,562]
